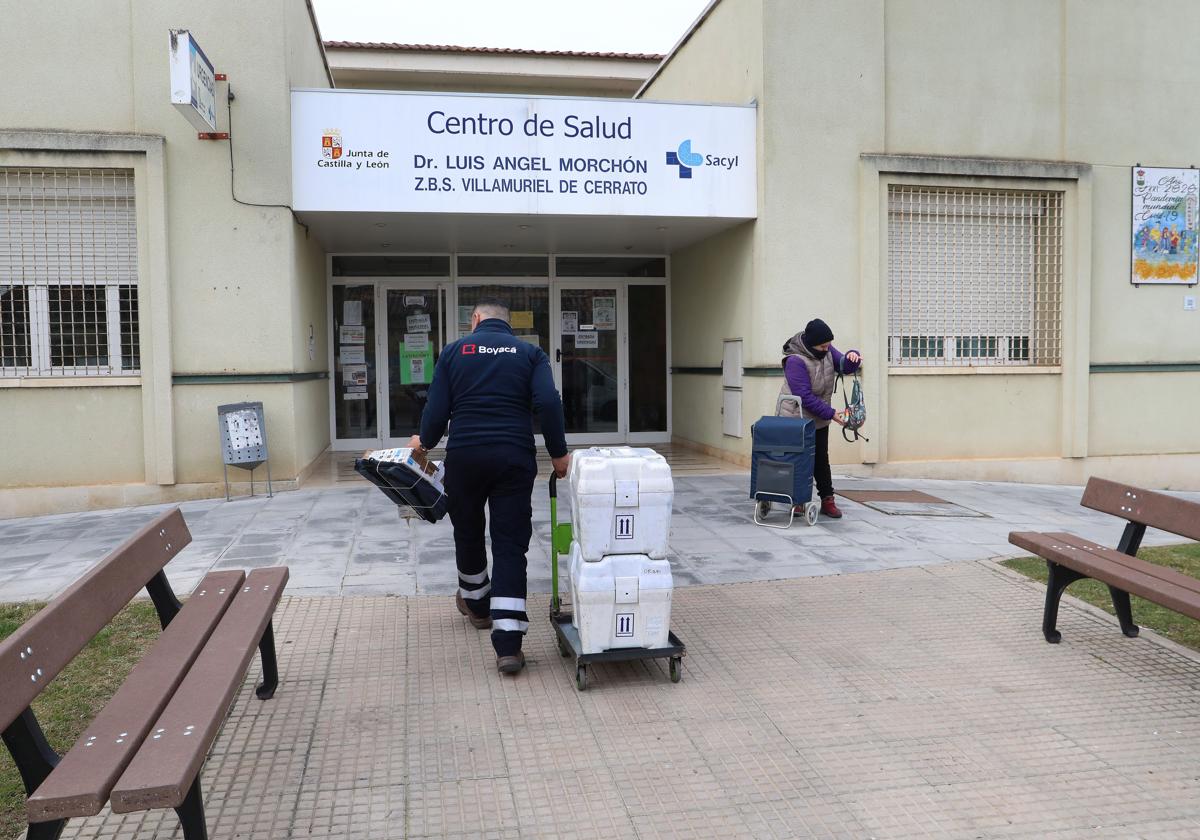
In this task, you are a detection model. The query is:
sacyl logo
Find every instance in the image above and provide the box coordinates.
[666,138,741,180]
[665,139,703,179]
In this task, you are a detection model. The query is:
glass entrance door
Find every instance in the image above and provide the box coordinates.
[382,284,448,444]
[554,285,624,443]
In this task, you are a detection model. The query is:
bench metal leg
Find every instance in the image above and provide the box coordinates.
[174,777,208,840]
[1043,561,1086,643]
[3,708,60,795]
[25,820,66,840]
[145,569,183,629]
[255,620,280,700]
[4,708,66,839]
[1108,586,1141,638]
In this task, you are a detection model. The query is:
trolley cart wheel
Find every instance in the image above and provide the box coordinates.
[575,664,588,691]
[804,501,820,527]
[756,500,772,520]
[669,656,683,683]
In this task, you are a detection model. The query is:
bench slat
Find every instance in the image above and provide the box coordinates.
[1081,477,1200,542]
[109,566,289,813]
[1046,532,1200,599]
[1009,531,1200,620]
[25,570,245,823]
[0,508,191,734]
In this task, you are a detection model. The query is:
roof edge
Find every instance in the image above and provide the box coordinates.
[323,41,664,61]
[304,0,336,88]
[635,0,723,99]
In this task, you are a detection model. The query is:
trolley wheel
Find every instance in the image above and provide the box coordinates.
[756,500,772,519]
[804,501,820,527]
[669,656,682,683]
[575,664,588,691]
[557,636,571,657]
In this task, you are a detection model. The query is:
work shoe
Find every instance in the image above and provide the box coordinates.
[456,591,492,629]
[496,652,526,675]
[820,496,843,519]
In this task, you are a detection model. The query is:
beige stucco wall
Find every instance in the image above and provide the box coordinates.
[0,388,145,487]
[644,0,763,457]
[0,0,333,512]
[173,384,299,483]
[646,0,1200,484]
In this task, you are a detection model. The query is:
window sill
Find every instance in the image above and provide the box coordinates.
[0,376,142,389]
[888,366,1062,376]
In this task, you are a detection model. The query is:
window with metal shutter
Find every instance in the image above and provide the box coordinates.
[887,185,1063,367]
[0,167,139,376]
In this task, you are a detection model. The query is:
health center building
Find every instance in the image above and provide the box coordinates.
[2,0,1198,517]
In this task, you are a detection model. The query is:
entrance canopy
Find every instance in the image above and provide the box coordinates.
[291,89,757,252]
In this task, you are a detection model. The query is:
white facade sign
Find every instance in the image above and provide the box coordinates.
[168,30,217,132]
[291,90,757,218]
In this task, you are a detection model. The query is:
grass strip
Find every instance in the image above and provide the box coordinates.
[0,601,160,840]
[1003,542,1200,650]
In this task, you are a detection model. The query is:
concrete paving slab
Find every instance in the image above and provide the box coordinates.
[3,475,1198,605]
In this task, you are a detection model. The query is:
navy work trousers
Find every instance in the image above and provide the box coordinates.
[443,444,537,657]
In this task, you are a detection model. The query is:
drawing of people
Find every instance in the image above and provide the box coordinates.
[1149,226,1162,252]
[1170,227,1181,254]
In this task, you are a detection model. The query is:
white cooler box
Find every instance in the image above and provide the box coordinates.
[569,543,673,653]
[568,447,674,561]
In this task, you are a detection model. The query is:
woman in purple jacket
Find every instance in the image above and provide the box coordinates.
[775,318,862,519]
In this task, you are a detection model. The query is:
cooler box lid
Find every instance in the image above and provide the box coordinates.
[569,446,674,499]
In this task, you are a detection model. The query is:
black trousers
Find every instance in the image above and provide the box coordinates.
[443,444,537,657]
[813,425,834,500]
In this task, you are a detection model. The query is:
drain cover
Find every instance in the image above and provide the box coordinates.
[836,490,986,518]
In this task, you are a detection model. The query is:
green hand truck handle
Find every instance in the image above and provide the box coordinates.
[548,474,572,615]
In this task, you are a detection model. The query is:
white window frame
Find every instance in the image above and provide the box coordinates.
[1,167,140,378]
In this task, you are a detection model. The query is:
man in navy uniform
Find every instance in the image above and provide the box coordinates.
[410,298,569,675]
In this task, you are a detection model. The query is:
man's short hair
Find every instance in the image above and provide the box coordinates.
[473,297,510,322]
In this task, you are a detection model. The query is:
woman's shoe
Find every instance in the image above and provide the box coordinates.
[820,496,843,519]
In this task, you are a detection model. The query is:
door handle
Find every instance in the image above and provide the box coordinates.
[556,348,562,363]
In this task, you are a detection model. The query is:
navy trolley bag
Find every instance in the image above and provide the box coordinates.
[749,416,818,528]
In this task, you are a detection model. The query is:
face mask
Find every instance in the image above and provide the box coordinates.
[802,333,829,359]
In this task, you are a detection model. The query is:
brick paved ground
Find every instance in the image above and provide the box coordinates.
[49,561,1200,840]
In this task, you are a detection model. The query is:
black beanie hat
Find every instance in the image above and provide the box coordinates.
[804,318,834,345]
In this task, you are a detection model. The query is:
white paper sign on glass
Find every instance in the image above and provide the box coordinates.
[574,331,600,349]
[291,90,757,218]
[593,297,617,330]
[404,333,430,352]
[406,314,432,333]
[340,346,366,364]
[561,311,579,334]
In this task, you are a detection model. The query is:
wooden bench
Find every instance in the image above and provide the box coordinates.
[0,507,289,840]
[1009,477,1200,644]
